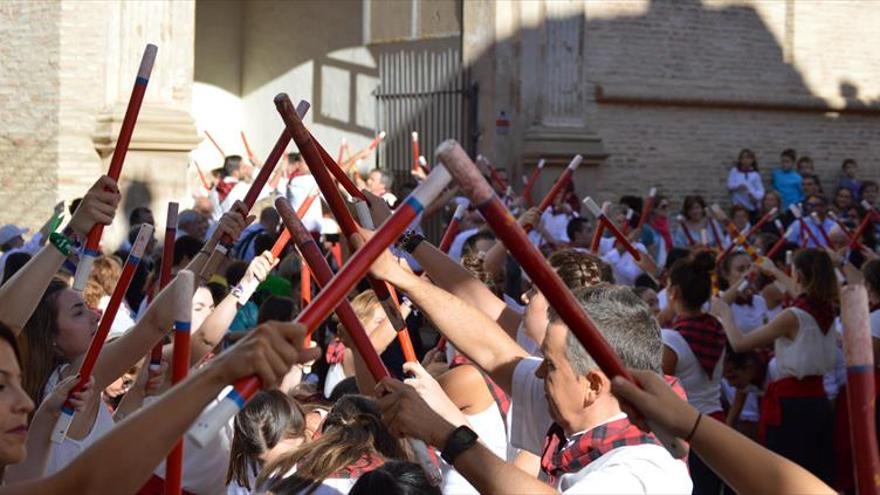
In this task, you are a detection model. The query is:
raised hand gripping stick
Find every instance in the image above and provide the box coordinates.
[436,140,687,459]
[188,161,452,450]
[52,224,154,444]
[716,207,777,262]
[710,205,760,263]
[72,44,157,292]
[199,100,311,281]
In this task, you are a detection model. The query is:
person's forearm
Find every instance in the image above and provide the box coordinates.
[447,433,557,495]
[0,245,66,334]
[191,294,238,364]
[482,241,507,289]
[411,242,519,334]
[1,365,228,495]
[387,269,526,392]
[725,389,746,427]
[691,413,834,494]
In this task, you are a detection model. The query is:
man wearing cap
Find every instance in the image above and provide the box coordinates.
[0,224,45,281]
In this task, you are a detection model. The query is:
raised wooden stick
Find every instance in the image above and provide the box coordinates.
[72,44,157,293]
[589,201,611,254]
[240,131,256,163]
[705,207,725,251]
[839,284,880,495]
[165,269,194,495]
[199,101,310,282]
[204,130,225,158]
[438,202,468,253]
[411,132,421,174]
[192,160,211,191]
[537,156,582,212]
[676,215,696,246]
[788,204,822,248]
[635,187,657,231]
[148,202,178,375]
[710,205,760,263]
[436,140,685,459]
[523,159,545,207]
[810,212,834,247]
[52,224,154,443]
[584,197,642,261]
[717,207,777,261]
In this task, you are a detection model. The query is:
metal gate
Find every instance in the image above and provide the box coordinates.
[374,37,477,240]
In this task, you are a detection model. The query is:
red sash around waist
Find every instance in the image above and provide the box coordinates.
[758,375,825,443]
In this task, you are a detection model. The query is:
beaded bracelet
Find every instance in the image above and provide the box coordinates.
[49,232,74,257]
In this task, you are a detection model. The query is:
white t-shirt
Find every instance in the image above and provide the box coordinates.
[774,308,838,379]
[286,175,323,233]
[661,329,723,415]
[210,178,250,222]
[510,358,692,494]
[441,403,510,494]
[600,243,647,287]
[730,296,769,333]
[871,309,880,340]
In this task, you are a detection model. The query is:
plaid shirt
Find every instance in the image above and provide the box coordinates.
[325,338,346,364]
[672,313,726,377]
[539,417,661,486]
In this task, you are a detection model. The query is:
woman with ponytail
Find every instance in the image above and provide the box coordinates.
[661,250,727,494]
[711,248,837,484]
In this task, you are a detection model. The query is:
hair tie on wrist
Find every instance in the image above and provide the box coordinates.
[685,413,703,443]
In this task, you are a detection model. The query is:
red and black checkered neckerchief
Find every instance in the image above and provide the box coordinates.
[672,313,726,377]
[330,452,384,479]
[539,417,660,486]
[215,179,236,203]
[789,294,835,335]
[449,354,511,419]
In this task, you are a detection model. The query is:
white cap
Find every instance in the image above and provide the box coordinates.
[0,224,28,247]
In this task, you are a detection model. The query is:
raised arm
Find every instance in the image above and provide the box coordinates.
[0,322,320,495]
[710,298,795,353]
[355,232,527,393]
[189,251,277,364]
[362,191,521,335]
[612,369,834,495]
[0,177,120,334]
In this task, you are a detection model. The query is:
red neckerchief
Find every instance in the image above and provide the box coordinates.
[330,452,384,479]
[449,354,511,419]
[789,294,835,334]
[650,216,673,250]
[215,179,236,203]
[672,313,726,377]
[540,417,660,486]
[870,302,880,313]
[325,338,346,365]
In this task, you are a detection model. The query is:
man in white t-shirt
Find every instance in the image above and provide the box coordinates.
[280,152,324,233]
[209,155,253,223]
[364,249,692,494]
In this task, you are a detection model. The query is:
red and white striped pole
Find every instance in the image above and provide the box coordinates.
[584,197,642,261]
[148,202,179,375]
[72,44,157,292]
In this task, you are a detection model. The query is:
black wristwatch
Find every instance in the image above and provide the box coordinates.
[440,425,479,465]
[397,229,427,254]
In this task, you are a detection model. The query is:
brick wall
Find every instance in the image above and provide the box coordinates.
[0,2,61,230]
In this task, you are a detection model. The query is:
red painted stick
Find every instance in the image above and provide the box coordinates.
[204,130,225,158]
[705,208,725,251]
[676,215,696,247]
[300,264,312,308]
[149,202,179,373]
[849,200,880,250]
[839,285,880,495]
[789,204,823,247]
[52,224,154,444]
[621,208,634,236]
[584,197,642,261]
[810,212,834,247]
[436,140,685,459]
[523,159,545,207]
[635,187,657,231]
[537,156,582,213]
[717,207,777,262]
[240,131,256,163]
[314,136,367,201]
[710,205,760,263]
[411,132,421,174]
[270,189,320,258]
[187,158,452,451]
[199,101,310,281]
[827,211,858,247]
[766,223,796,259]
[72,44,156,293]
[165,270,194,495]
[589,201,611,254]
[192,160,211,191]
[438,202,468,253]
[276,95,415,360]
[337,137,348,166]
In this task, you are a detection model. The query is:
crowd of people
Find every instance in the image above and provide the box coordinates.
[0,143,876,495]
